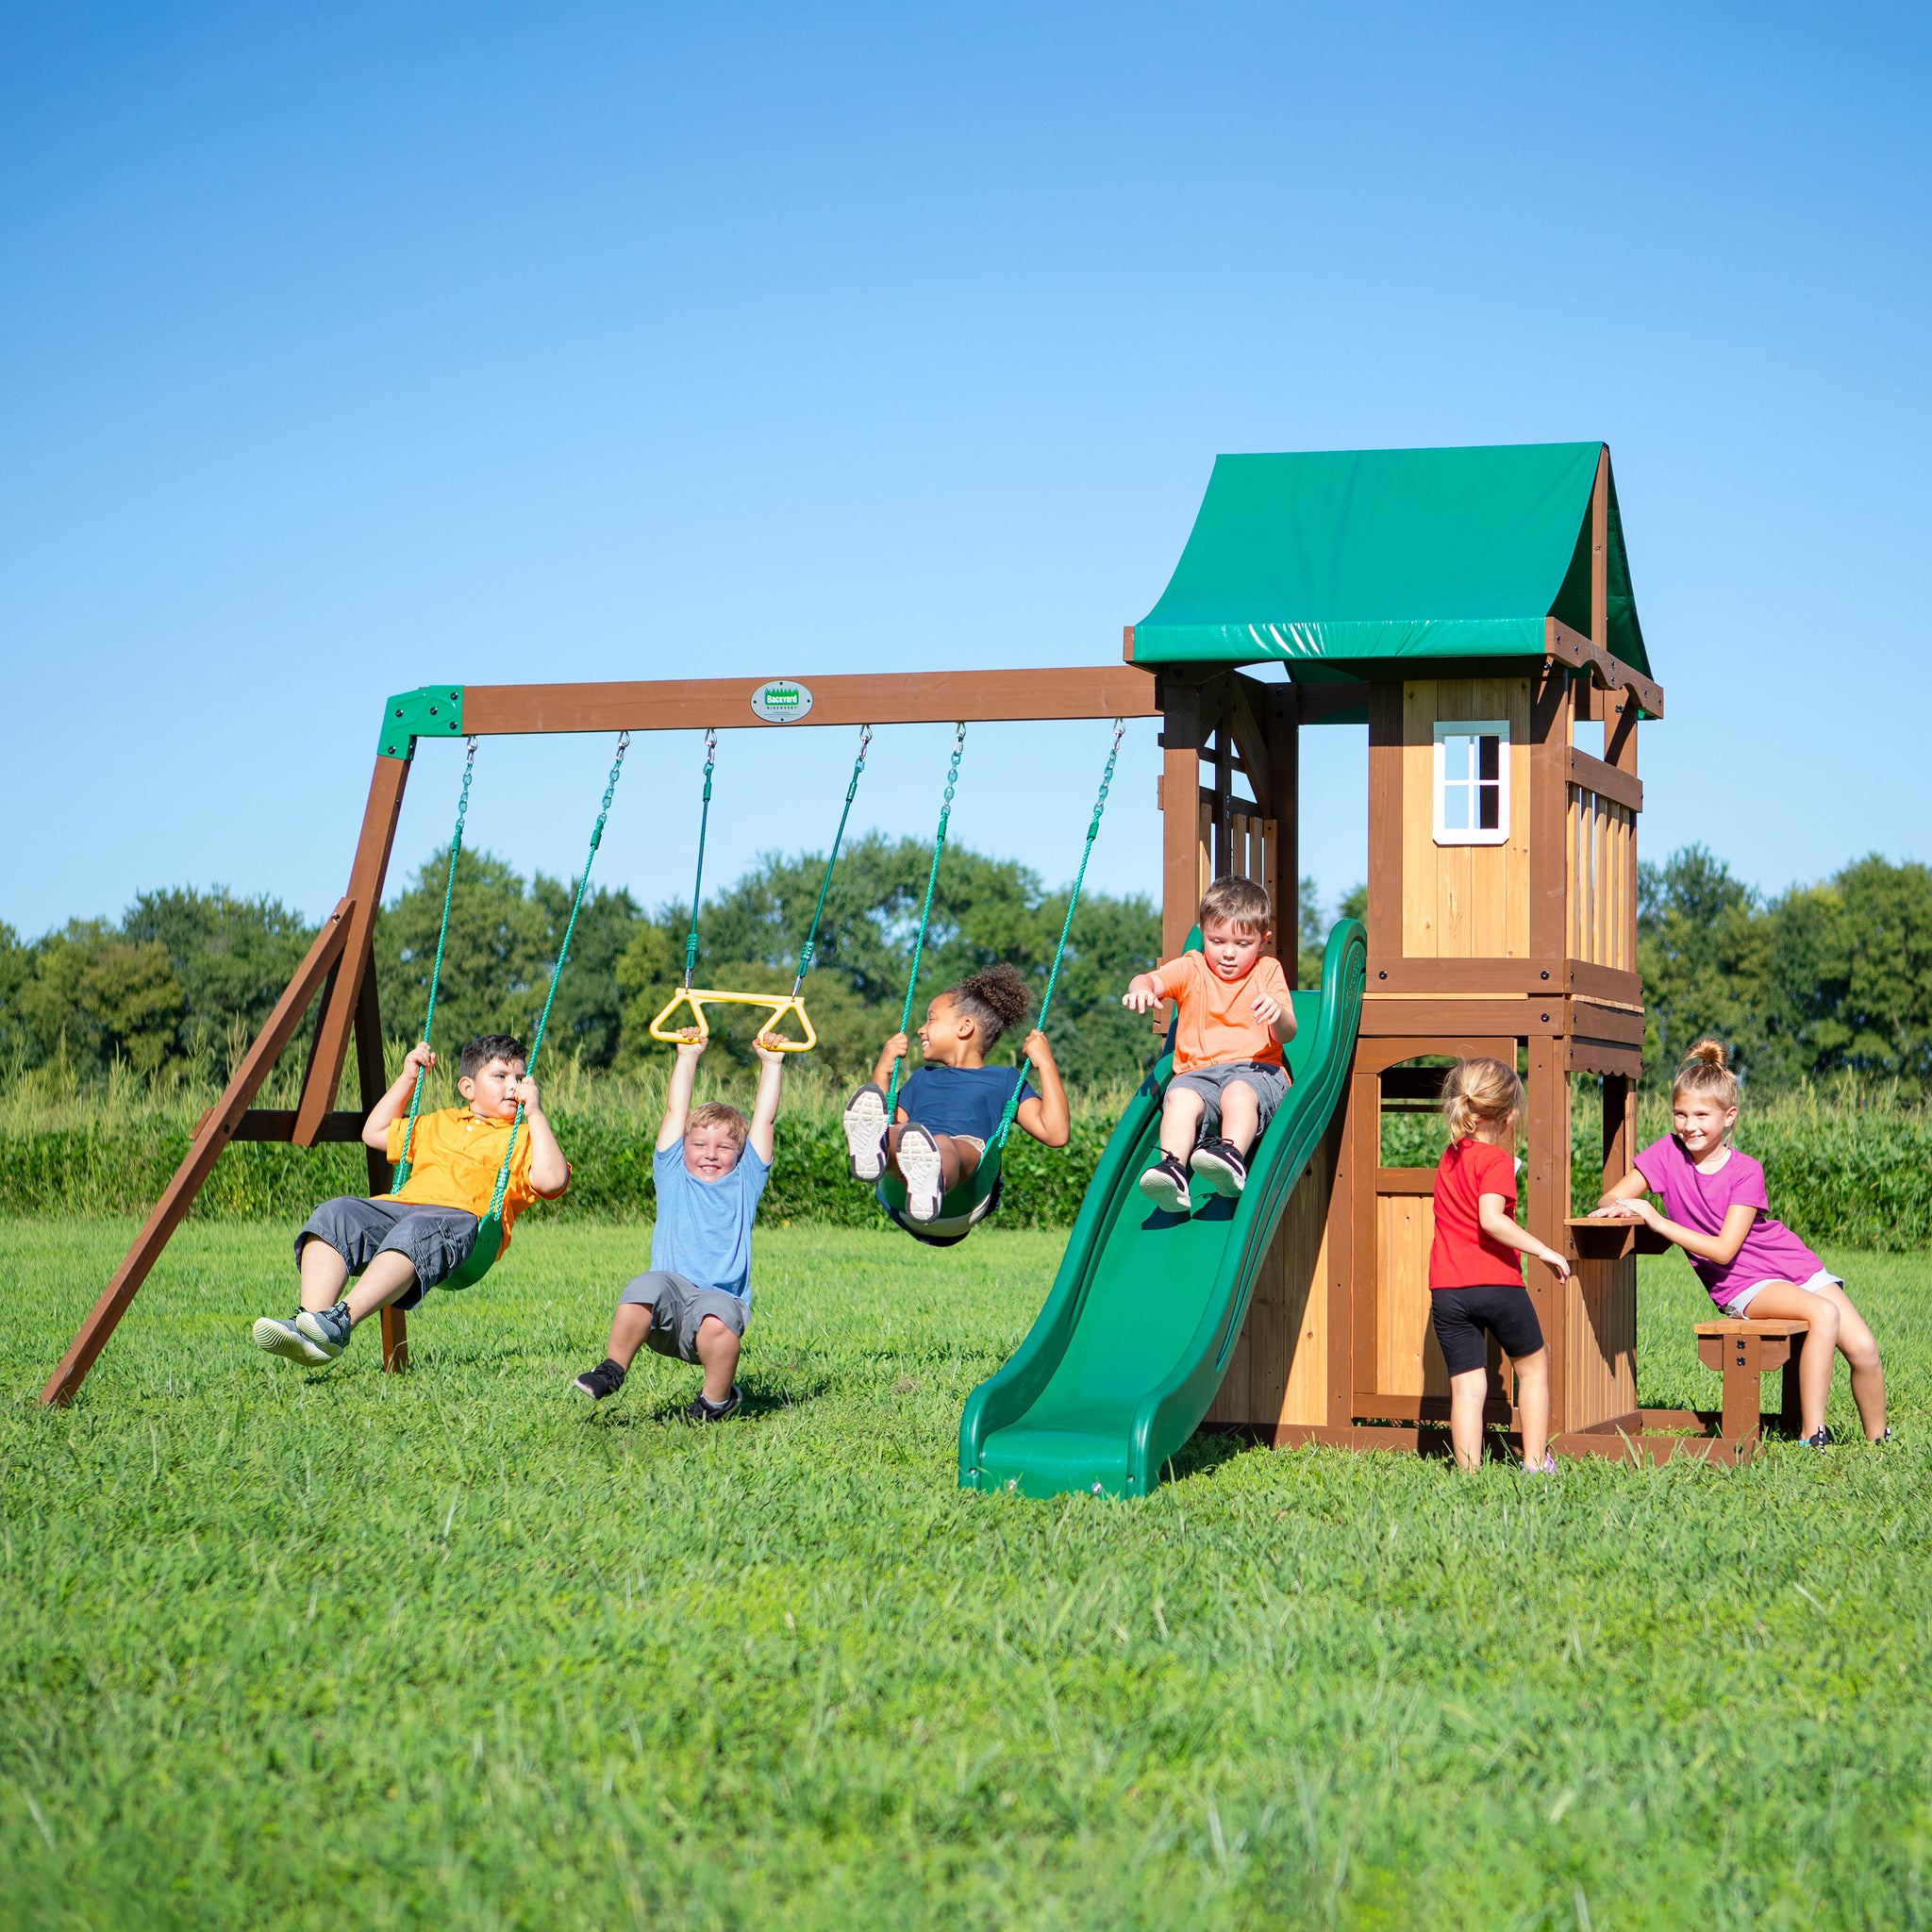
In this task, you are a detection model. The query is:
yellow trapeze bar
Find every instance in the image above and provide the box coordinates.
[648,987,818,1053]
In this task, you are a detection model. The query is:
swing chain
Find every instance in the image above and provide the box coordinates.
[886,722,968,1114]
[393,736,480,1190]
[683,728,718,987]
[484,731,631,1224]
[793,724,872,988]
[991,718,1125,1150]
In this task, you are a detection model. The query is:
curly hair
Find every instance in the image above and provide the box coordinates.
[943,963,1033,1049]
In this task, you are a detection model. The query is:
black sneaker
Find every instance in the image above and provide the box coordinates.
[1138,1154,1192,1214]
[573,1358,627,1401]
[1191,1137,1248,1198]
[1801,1425,1833,1451]
[686,1385,741,1423]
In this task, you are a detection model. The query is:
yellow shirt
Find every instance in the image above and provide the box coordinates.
[1147,950,1292,1074]
[385,1107,563,1257]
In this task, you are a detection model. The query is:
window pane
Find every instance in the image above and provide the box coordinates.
[1478,734,1500,781]
[1443,784,1471,830]
[1477,782,1499,830]
[1443,735,1471,780]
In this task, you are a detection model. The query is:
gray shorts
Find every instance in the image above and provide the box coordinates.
[294,1196,480,1310]
[1167,1059,1290,1140]
[619,1271,748,1363]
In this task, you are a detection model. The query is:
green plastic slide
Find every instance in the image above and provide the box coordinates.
[958,919,1367,1500]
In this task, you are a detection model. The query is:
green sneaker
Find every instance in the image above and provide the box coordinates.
[251,1314,330,1365]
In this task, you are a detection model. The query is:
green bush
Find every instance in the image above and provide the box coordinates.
[6,1074,1928,1249]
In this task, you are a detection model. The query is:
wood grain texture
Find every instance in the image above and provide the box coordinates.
[42,902,357,1407]
[1374,1191,1446,1400]
[295,756,409,1144]
[1399,678,1531,959]
[464,665,1161,735]
[1566,1255,1639,1429]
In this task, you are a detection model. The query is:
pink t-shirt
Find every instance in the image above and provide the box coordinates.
[1631,1135,1823,1310]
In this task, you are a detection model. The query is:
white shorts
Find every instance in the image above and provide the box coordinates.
[1720,1267,1841,1317]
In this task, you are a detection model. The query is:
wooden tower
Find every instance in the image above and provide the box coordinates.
[1132,441,1685,1458]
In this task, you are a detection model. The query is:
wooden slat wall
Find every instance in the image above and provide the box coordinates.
[1400,678,1532,959]
[1565,1256,1639,1426]
[1374,1190,1450,1397]
[1205,1121,1336,1432]
[1566,786,1638,971]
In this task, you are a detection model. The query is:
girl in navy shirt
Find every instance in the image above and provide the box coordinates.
[843,964,1070,1224]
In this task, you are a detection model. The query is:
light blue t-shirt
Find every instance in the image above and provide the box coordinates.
[650,1141,770,1302]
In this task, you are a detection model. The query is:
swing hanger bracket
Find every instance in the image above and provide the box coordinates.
[379,685,466,759]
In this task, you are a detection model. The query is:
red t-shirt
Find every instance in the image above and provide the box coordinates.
[1429,1138,1524,1289]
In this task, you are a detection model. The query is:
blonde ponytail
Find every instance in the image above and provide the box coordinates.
[1441,1057,1524,1141]
[1671,1037,1739,1110]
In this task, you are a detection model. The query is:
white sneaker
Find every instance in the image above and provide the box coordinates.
[842,1083,890,1181]
[897,1124,945,1223]
[251,1315,331,1365]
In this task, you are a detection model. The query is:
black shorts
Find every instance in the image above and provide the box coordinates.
[1429,1283,1545,1376]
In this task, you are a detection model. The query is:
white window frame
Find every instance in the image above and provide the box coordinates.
[1432,720,1510,846]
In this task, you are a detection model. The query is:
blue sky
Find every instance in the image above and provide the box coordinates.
[4,2,1927,939]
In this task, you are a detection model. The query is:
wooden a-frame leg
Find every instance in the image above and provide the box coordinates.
[351,955,409,1376]
[40,901,357,1407]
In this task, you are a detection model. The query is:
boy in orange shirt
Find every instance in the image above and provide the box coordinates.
[249,1033,570,1367]
[1121,876,1294,1214]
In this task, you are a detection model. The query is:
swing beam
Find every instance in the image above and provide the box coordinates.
[42,664,1161,1407]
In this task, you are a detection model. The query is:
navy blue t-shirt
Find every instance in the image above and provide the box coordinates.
[897,1064,1037,1143]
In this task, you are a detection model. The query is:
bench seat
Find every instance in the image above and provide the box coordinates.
[1693,1318,1808,1449]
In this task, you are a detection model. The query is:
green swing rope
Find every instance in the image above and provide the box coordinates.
[789,724,873,998]
[391,735,478,1191]
[680,729,718,988]
[987,718,1125,1153]
[885,723,967,1117]
[475,731,631,1227]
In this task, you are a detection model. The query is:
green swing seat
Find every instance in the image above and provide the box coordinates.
[390,731,630,1292]
[874,719,1124,1248]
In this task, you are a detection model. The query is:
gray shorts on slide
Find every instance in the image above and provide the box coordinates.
[1166,1059,1290,1140]
[619,1271,748,1363]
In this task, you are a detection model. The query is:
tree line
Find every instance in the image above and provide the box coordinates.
[4,841,1927,1093]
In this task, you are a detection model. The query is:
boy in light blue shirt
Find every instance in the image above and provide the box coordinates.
[573,1030,785,1420]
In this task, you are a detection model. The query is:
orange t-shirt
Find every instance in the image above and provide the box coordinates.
[385,1107,565,1257]
[1147,950,1292,1074]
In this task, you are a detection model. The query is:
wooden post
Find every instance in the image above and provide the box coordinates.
[1269,684,1301,973]
[1525,1034,1572,1433]
[351,961,409,1374]
[41,902,357,1407]
[1591,445,1609,655]
[1159,678,1204,965]
[1602,1073,1634,1199]
[1365,682,1403,958]
[295,754,410,1145]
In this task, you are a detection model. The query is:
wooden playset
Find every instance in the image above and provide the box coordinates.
[44,440,1770,1469]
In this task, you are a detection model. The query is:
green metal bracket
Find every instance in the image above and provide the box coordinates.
[378,686,465,759]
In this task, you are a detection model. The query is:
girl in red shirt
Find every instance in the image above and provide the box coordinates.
[1429,1058,1572,1473]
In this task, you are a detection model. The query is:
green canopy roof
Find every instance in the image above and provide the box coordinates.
[1131,441,1650,680]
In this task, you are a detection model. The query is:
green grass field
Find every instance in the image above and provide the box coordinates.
[3,1218,1929,1930]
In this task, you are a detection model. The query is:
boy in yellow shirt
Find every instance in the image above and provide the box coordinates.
[250,1033,570,1366]
[1121,876,1295,1215]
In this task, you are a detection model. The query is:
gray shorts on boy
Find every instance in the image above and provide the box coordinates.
[295,1196,480,1310]
[1166,1059,1290,1140]
[619,1271,748,1363]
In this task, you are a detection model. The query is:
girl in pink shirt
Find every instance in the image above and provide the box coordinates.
[1591,1040,1887,1449]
